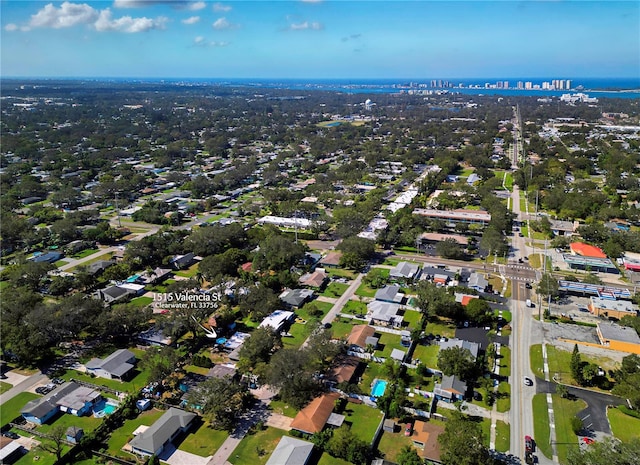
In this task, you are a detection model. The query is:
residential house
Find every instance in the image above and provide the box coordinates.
[31,251,63,264]
[468,273,488,292]
[438,338,480,359]
[129,408,196,457]
[94,285,136,304]
[421,266,456,285]
[549,220,578,236]
[170,252,195,270]
[410,420,444,462]
[374,285,404,303]
[0,437,24,464]
[85,349,136,380]
[299,269,328,289]
[138,267,172,285]
[346,325,378,352]
[319,251,342,268]
[389,262,421,281]
[279,288,314,309]
[455,293,479,307]
[433,375,468,403]
[206,364,237,380]
[368,301,403,327]
[259,310,295,332]
[290,392,344,435]
[21,382,102,424]
[86,260,115,277]
[326,356,360,386]
[265,436,314,465]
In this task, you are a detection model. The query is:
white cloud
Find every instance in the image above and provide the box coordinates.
[213,17,237,30]
[290,21,323,31]
[193,36,228,47]
[212,2,232,12]
[29,2,98,29]
[182,16,200,24]
[187,1,206,10]
[95,9,167,33]
[17,2,167,33]
[4,23,19,32]
[114,1,205,10]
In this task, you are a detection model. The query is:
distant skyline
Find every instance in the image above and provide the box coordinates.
[1,1,639,80]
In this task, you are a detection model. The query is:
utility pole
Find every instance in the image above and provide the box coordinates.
[115,192,122,228]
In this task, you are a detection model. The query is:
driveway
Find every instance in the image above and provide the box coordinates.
[159,444,210,465]
[535,379,625,434]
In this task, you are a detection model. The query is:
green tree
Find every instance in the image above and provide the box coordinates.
[570,344,584,385]
[186,377,252,431]
[436,238,465,259]
[237,326,282,373]
[537,273,559,299]
[397,445,423,465]
[140,346,180,384]
[363,268,389,289]
[567,437,640,465]
[238,284,280,322]
[464,298,493,325]
[338,236,375,271]
[439,411,497,465]
[326,425,370,465]
[437,346,477,381]
[37,425,67,461]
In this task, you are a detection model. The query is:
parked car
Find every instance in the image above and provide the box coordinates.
[35,386,49,395]
[524,377,533,386]
[405,423,413,436]
[525,435,534,452]
[2,431,19,440]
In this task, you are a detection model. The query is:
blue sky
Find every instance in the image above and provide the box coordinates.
[1,1,639,79]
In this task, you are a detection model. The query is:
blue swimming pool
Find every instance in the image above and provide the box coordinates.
[371,379,388,397]
[93,400,118,417]
[126,274,142,283]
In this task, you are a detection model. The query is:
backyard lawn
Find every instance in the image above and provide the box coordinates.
[227,427,288,465]
[329,318,361,340]
[107,408,165,458]
[61,364,151,394]
[423,319,457,339]
[341,402,383,443]
[176,419,228,457]
[377,430,414,462]
[412,344,439,370]
[38,410,103,435]
[174,263,199,278]
[374,332,404,359]
[321,282,349,298]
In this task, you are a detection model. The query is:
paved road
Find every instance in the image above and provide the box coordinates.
[322,273,364,325]
[0,372,49,405]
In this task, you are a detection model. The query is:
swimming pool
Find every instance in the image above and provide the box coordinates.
[126,274,142,283]
[93,400,118,417]
[371,379,388,397]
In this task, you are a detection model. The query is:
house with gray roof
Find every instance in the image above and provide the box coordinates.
[368,301,403,327]
[468,272,488,292]
[433,375,468,403]
[129,408,196,457]
[438,338,480,359]
[279,288,314,309]
[21,382,102,425]
[266,436,314,465]
[85,349,136,380]
[389,262,421,281]
[94,285,135,304]
[374,285,404,303]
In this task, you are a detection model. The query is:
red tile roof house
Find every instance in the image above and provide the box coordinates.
[290,392,344,435]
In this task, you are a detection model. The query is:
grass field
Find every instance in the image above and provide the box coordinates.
[496,382,511,413]
[342,300,368,315]
[0,381,12,395]
[495,420,510,452]
[423,319,457,339]
[60,363,151,394]
[545,345,618,387]
[375,332,405,359]
[499,346,511,378]
[38,409,102,434]
[174,263,199,278]
[176,419,228,457]
[228,427,288,465]
[107,408,165,458]
[552,395,586,464]
[377,430,414,462]
[321,282,349,298]
[355,281,378,298]
[608,406,640,443]
[1,392,39,426]
[342,403,383,442]
[67,252,113,272]
[532,394,552,459]
[268,399,298,418]
[530,344,545,379]
[412,344,439,370]
[73,248,99,259]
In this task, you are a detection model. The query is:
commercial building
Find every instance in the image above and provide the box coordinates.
[588,297,638,320]
[413,208,491,225]
[597,323,640,354]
